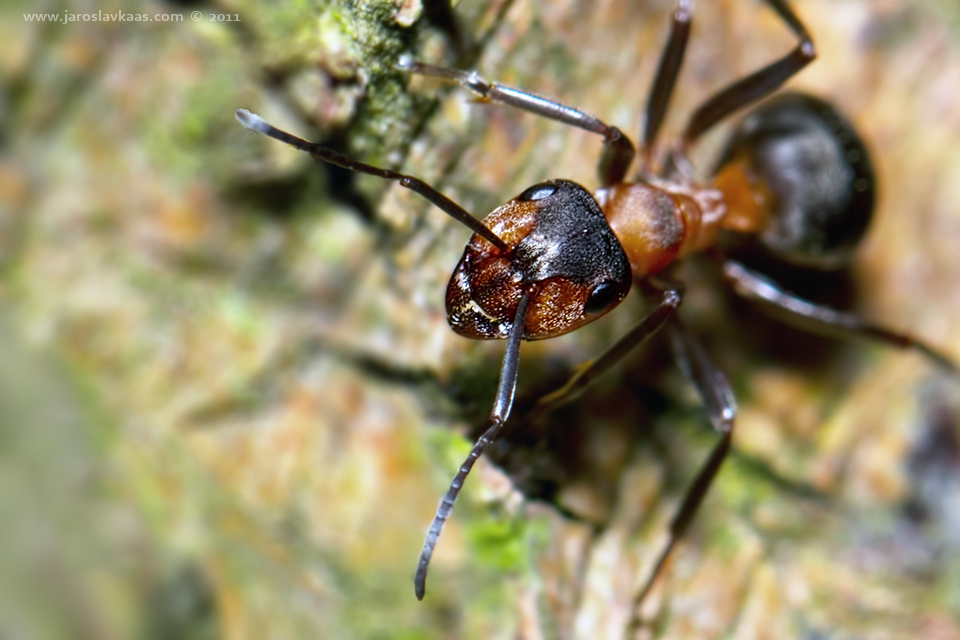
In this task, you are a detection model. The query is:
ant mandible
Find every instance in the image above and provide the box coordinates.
[236,0,956,620]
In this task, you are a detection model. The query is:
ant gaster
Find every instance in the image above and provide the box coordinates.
[236,0,956,622]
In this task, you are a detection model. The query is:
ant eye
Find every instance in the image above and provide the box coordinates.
[584,281,621,314]
[517,183,558,201]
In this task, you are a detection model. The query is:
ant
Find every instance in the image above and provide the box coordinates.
[236,0,956,626]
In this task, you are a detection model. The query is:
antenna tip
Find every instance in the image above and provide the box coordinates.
[234,108,270,134]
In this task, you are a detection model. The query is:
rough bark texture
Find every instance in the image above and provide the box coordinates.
[2,0,960,639]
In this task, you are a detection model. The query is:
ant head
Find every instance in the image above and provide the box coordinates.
[446,180,631,340]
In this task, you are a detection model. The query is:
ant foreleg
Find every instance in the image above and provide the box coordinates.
[397,59,635,187]
[626,319,736,635]
[723,260,958,373]
[414,291,532,600]
[234,109,506,251]
[532,285,684,416]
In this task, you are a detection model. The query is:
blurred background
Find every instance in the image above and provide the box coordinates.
[2,0,960,638]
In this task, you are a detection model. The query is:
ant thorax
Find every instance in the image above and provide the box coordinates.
[596,178,727,279]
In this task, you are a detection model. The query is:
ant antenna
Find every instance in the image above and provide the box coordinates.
[234,108,540,598]
[414,290,532,600]
[234,109,507,251]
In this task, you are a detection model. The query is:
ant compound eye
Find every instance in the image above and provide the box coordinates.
[517,183,558,202]
[584,281,622,314]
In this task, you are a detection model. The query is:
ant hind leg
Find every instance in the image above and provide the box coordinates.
[625,319,737,636]
[672,0,816,172]
[723,260,958,373]
[639,0,693,173]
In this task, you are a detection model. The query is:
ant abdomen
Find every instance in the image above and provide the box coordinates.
[714,92,875,269]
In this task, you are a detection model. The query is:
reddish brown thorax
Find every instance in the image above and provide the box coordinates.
[596,178,735,279]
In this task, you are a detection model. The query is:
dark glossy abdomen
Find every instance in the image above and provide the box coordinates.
[716,92,875,269]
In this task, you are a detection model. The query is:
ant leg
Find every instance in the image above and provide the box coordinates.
[414,291,532,600]
[639,0,693,172]
[723,260,958,373]
[532,285,684,416]
[234,109,507,251]
[626,319,737,634]
[397,59,636,187]
[679,0,816,152]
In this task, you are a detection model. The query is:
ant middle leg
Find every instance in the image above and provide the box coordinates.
[723,260,959,373]
[397,59,635,187]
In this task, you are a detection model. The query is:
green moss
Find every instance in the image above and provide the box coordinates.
[465,510,528,573]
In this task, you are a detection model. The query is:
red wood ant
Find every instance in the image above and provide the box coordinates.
[235,0,956,624]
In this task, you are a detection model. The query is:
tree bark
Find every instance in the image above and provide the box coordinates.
[3,0,960,638]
